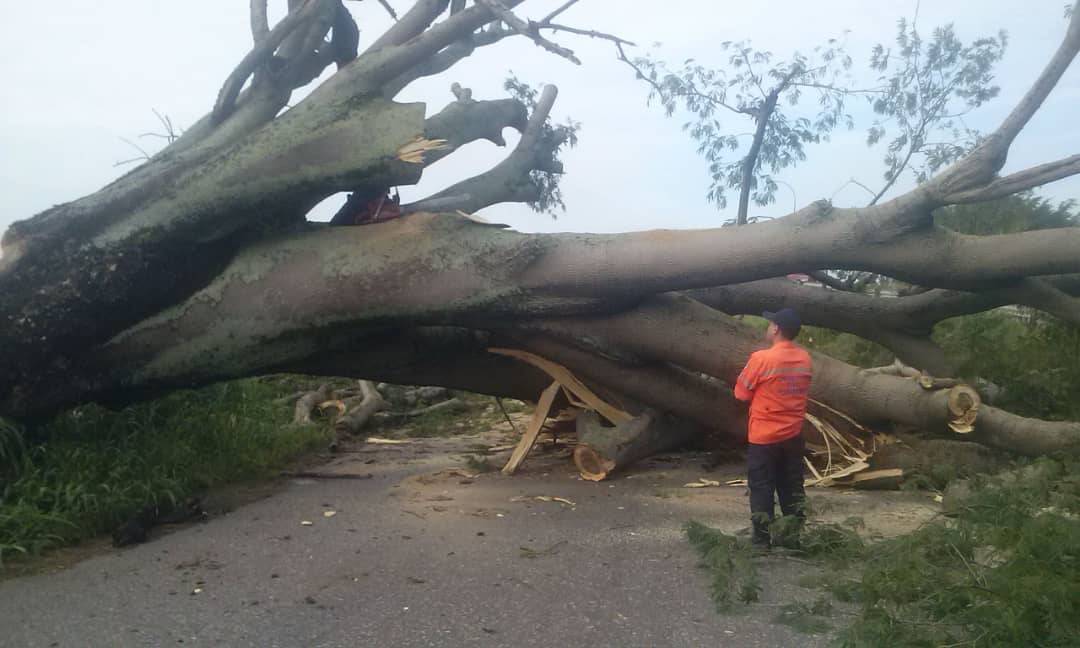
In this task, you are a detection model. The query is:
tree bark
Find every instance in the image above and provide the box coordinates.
[736,87,782,225]
[527,295,1080,457]
[1,0,1078,479]
[574,409,701,480]
[334,380,387,436]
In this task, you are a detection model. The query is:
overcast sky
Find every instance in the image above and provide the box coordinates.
[1,0,1077,240]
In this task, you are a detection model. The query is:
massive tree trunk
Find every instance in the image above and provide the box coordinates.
[3,1,1080,475]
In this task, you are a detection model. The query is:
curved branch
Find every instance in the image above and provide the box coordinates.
[213,0,330,125]
[250,0,270,44]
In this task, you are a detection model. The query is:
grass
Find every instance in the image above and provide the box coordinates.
[685,457,1080,646]
[0,379,331,566]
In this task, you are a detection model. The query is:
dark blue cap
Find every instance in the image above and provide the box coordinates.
[762,308,801,337]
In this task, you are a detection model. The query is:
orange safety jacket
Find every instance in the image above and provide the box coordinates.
[733,340,813,444]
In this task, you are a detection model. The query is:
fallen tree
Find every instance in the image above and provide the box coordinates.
[3,1,1080,480]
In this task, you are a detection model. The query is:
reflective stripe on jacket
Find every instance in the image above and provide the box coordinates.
[734,340,812,444]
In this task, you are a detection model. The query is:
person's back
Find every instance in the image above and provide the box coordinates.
[733,309,812,549]
[734,340,812,444]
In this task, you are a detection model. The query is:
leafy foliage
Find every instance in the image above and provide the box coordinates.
[835,458,1080,647]
[935,312,1080,421]
[935,194,1078,234]
[688,459,1080,646]
[0,379,329,565]
[684,520,761,609]
[0,417,25,481]
[630,38,856,217]
[866,18,1007,200]
[504,74,580,217]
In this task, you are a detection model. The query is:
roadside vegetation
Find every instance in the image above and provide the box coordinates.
[686,457,1080,646]
[0,379,523,567]
[0,378,330,566]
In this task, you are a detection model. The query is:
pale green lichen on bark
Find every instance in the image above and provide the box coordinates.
[92,99,427,247]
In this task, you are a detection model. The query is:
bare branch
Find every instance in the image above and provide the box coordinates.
[357,0,527,89]
[213,0,326,124]
[365,0,450,52]
[250,0,270,45]
[474,0,582,64]
[945,154,1080,204]
[539,22,635,47]
[382,22,512,97]
[114,137,152,167]
[541,0,579,23]
[374,0,399,21]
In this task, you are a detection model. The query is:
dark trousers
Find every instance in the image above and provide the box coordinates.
[747,435,806,544]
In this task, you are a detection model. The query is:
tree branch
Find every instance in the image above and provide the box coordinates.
[213,0,328,124]
[420,84,529,164]
[365,0,450,51]
[403,84,562,213]
[541,0,579,23]
[928,5,1080,198]
[616,43,749,117]
[250,0,270,45]
[944,154,1080,204]
[474,0,582,64]
[373,0,399,21]
[538,23,635,47]
[382,22,512,97]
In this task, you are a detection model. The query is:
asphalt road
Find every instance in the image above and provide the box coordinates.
[0,434,932,647]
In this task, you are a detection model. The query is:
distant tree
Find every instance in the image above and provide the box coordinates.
[620,38,861,225]
[935,194,1077,235]
[863,16,1008,204]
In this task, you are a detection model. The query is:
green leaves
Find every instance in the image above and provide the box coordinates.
[866,20,1007,197]
[0,379,330,564]
[684,520,762,610]
[630,35,857,216]
[503,74,579,217]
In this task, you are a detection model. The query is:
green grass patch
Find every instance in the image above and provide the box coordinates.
[1,379,330,565]
[686,458,1080,646]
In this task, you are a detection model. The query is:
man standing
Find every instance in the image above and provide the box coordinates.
[733,308,812,550]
